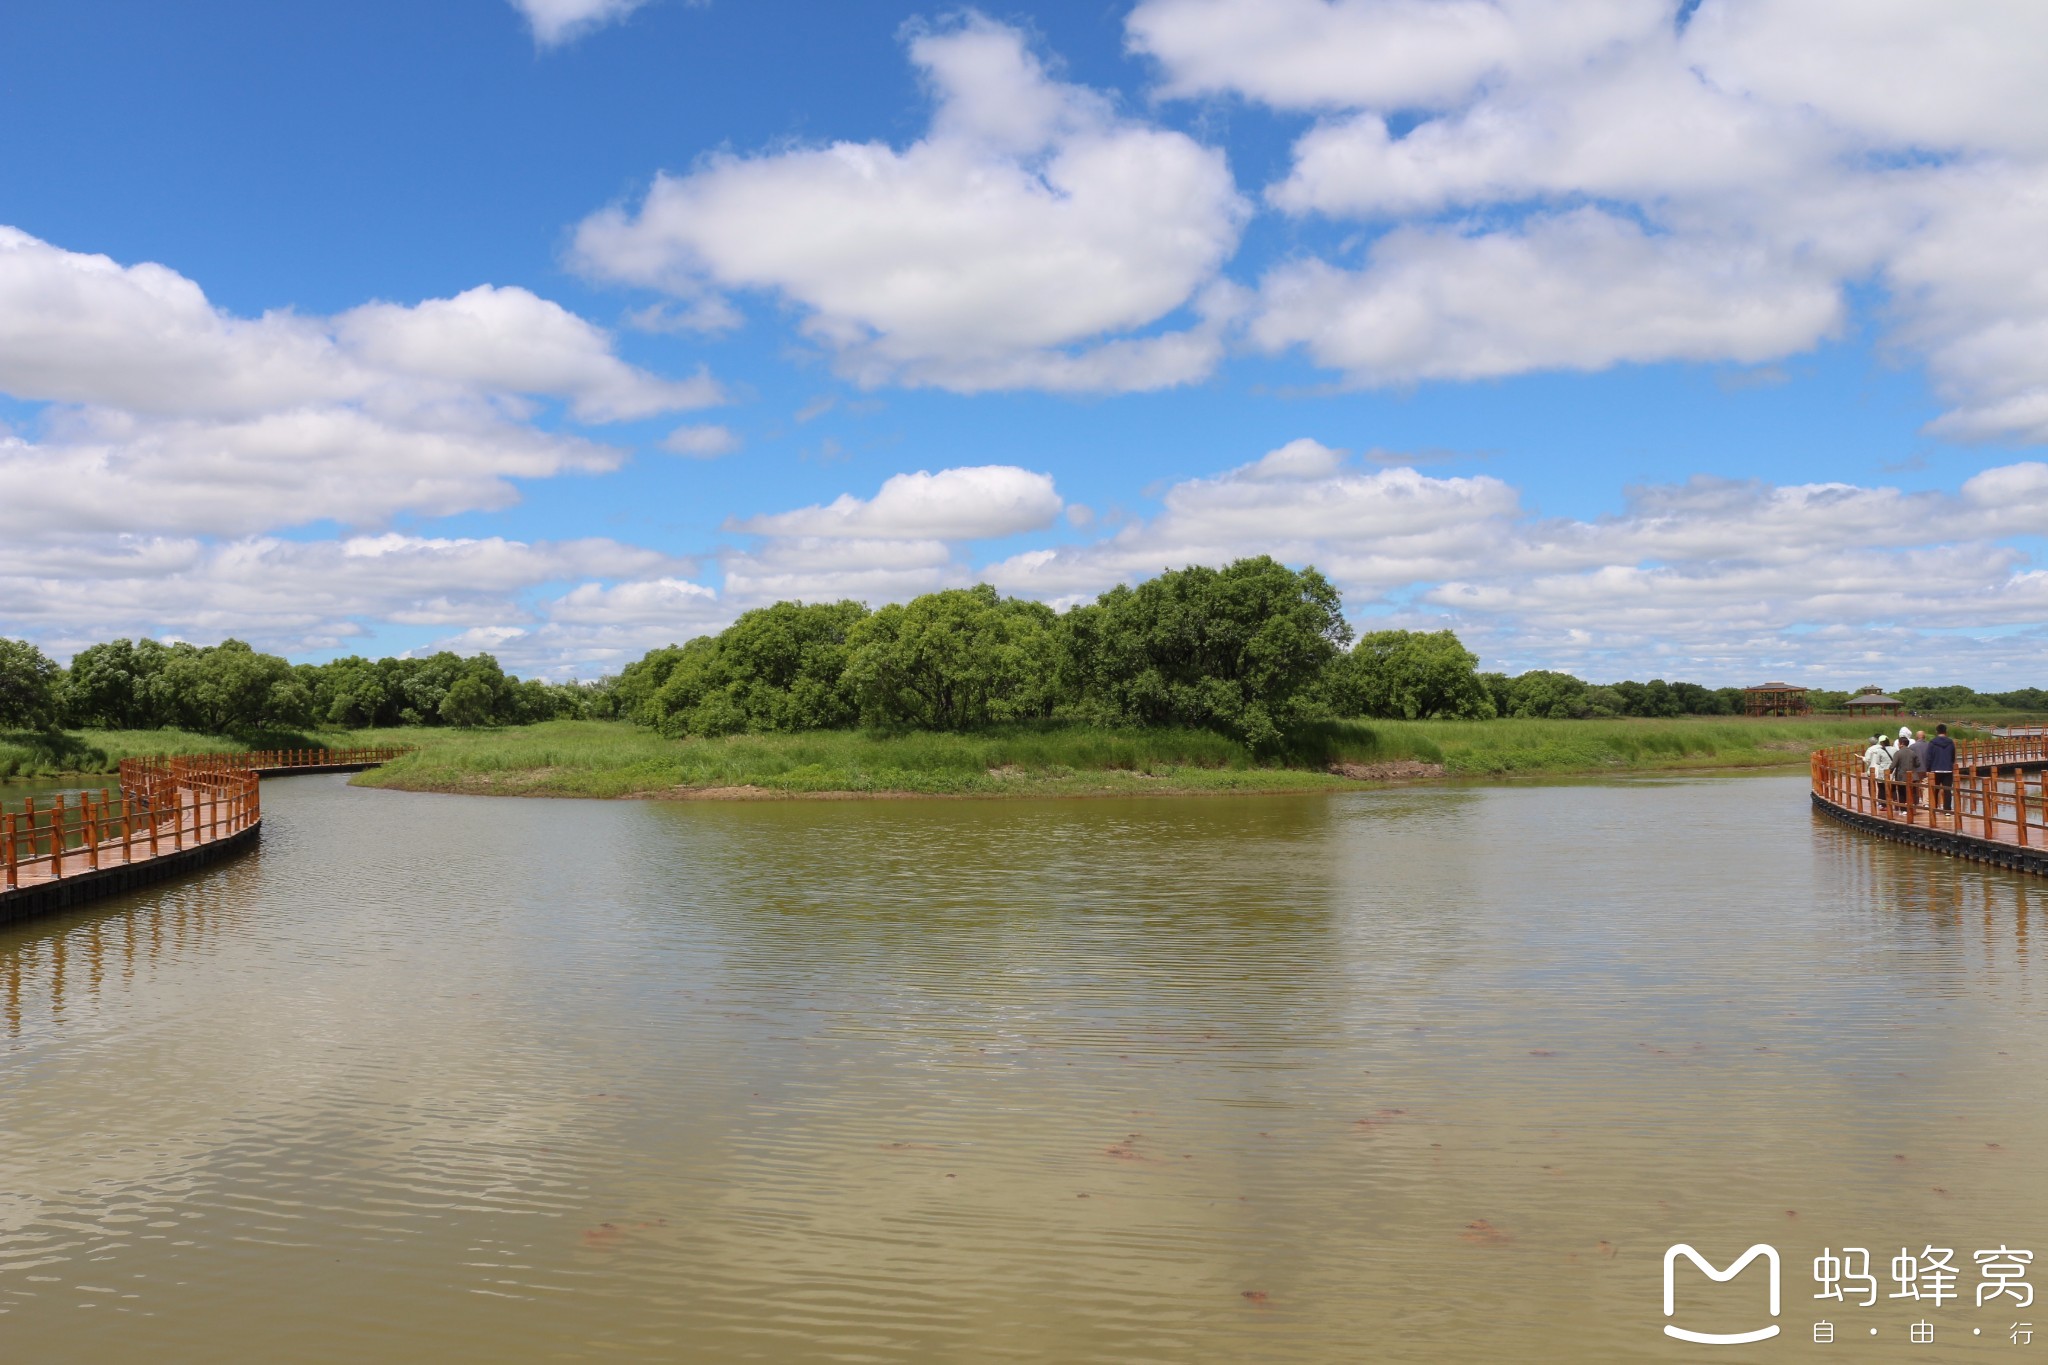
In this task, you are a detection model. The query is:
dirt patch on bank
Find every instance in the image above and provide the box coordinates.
[1327,760,1448,782]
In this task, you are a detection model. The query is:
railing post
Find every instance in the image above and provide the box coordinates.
[3,811,14,890]
[85,793,99,870]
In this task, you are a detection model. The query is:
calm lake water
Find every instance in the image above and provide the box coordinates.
[3,773,2044,1361]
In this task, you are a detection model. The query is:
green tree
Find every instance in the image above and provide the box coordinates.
[609,645,691,727]
[1064,556,1349,747]
[1991,688,2048,711]
[438,675,495,727]
[1478,670,1515,718]
[1897,684,1982,712]
[310,656,392,727]
[1330,629,1494,720]
[1503,670,1591,719]
[0,637,62,729]
[644,602,869,737]
[843,587,1064,730]
[61,638,173,728]
[1610,679,1683,718]
[154,640,298,733]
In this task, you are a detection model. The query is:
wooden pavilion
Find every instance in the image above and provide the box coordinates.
[1845,687,1906,717]
[1743,682,1810,717]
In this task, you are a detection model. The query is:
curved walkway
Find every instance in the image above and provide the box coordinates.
[1810,731,2048,874]
[1,748,405,923]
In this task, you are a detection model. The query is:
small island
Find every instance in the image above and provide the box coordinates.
[5,558,1984,802]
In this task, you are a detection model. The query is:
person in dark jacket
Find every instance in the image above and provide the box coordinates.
[1926,723,1958,811]
[1895,728,1926,810]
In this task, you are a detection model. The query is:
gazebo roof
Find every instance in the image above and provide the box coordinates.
[1845,692,1903,706]
[1744,681,1802,691]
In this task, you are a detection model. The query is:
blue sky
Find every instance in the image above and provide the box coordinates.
[3,0,2046,686]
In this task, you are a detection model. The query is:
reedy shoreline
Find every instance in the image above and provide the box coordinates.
[3,716,1982,801]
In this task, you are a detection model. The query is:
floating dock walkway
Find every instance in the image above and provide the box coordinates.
[1,748,405,925]
[1811,730,2048,875]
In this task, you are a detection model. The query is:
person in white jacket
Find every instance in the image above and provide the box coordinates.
[1864,735,1895,808]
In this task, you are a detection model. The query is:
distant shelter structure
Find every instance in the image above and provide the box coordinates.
[1845,687,1906,717]
[1743,682,1810,716]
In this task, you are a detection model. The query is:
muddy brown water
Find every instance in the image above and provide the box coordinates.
[2,772,2044,1361]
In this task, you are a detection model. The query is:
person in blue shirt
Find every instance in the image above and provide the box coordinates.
[1925,724,1958,812]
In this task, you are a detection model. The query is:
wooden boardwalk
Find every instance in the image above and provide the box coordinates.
[2,748,405,921]
[1811,730,2048,873]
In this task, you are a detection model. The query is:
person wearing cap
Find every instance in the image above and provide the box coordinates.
[1926,723,1958,812]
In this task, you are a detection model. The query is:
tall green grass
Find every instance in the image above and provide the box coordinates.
[345,720,1381,798]
[2,714,1983,799]
[347,714,1897,798]
[1368,715,1915,776]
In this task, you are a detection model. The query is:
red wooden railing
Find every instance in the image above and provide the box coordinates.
[2,747,408,893]
[1811,733,2048,848]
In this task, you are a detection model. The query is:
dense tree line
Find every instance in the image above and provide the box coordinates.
[610,559,1348,748]
[11,557,2046,742]
[1893,684,2048,713]
[0,636,590,734]
[603,556,1848,746]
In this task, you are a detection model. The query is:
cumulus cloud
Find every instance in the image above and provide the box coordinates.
[334,285,720,422]
[572,14,1248,393]
[545,576,722,626]
[727,465,1063,541]
[1127,0,2048,440]
[1128,0,1659,111]
[0,532,680,660]
[986,440,1515,601]
[509,0,655,48]
[717,537,963,606]
[1251,209,1845,382]
[0,227,719,536]
[978,438,2048,683]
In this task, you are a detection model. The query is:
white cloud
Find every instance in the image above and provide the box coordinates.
[659,423,741,458]
[545,576,722,625]
[335,285,721,422]
[1251,209,1845,382]
[1241,437,1346,480]
[1127,0,2048,440]
[978,439,2048,684]
[0,226,720,537]
[509,0,655,48]
[572,14,1248,393]
[728,465,1063,541]
[0,228,710,422]
[717,537,963,606]
[0,410,617,538]
[1684,0,2048,156]
[1128,0,1660,111]
[0,532,678,661]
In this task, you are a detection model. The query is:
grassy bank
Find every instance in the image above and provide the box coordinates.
[0,726,328,780]
[347,714,1898,799]
[344,721,1381,798]
[1,714,1986,799]
[1378,715,1893,777]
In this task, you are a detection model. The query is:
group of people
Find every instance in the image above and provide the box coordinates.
[1862,722,1958,811]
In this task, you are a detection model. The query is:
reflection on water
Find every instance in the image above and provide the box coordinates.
[0,774,118,813]
[2,773,2046,1361]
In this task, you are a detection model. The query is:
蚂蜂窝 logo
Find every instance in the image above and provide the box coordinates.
[1663,1243,1781,1344]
